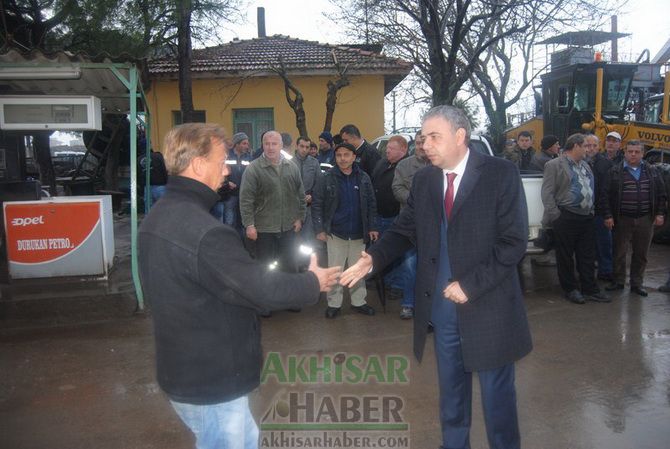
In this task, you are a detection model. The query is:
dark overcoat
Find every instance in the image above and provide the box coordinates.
[367,150,533,370]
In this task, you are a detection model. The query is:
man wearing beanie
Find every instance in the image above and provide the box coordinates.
[529,135,559,172]
[223,132,252,234]
[317,131,335,165]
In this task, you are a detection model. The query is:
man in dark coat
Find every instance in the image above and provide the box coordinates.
[339,123,381,176]
[138,123,340,449]
[341,106,532,449]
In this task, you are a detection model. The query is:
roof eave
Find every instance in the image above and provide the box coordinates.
[149,66,413,82]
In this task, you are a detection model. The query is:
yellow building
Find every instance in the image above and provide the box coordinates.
[147,35,412,150]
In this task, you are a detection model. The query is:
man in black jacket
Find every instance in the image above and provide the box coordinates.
[340,123,381,176]
[138,123,340,449]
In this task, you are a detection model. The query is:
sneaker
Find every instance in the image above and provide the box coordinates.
[565,290,585,304]
[584,291,611,303]
[325,307,341,319]
[399,306,414,320]
[605,282,624,291]
[351,304,376,316]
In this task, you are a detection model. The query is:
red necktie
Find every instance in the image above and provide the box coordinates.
[444,172,457,220]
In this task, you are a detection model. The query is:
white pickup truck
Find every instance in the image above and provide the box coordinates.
[371,133,544,253]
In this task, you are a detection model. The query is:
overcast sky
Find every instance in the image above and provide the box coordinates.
[231,0,669,57]
[223,0,670,131]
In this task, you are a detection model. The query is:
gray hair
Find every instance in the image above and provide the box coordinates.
[422,105,471,144]
[584,133,599,144]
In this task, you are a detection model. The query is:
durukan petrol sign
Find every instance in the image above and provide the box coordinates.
[3,196,115,279]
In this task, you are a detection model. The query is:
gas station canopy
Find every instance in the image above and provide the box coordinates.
[0,48,149,114]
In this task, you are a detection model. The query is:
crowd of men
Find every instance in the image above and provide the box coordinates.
[186,123,428,320]
[504,130,670,302]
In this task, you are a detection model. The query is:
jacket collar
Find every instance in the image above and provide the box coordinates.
[166,175,220,210]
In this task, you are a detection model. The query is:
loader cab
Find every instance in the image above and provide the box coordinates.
[541,63,637,143]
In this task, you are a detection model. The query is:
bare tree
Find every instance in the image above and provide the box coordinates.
[176,0,195,123]
[323,50,351,133]
[272,57,309,138]
[331,0,529,106]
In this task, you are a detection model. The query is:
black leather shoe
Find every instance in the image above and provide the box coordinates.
[584,291,611,303]
[630,286,648,297]
[605,282,624,291]
[259,311,272,318]
[352,304,376,315]
[286,308,302,313]
[325,307,341,319]
[565,290,585,304]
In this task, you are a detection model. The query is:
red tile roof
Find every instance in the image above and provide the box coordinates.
[149,35,412,82]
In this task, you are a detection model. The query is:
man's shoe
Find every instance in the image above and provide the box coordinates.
[584,291,611,303]
[287,308,302,313]
[352,304,376,316]
[605,282,624,291]
[259,310,272,318]
[399,306,414,320]
[565,290,585,304]
[325,307,341,319]
[630,286,648,297]
[659,283,670,293]
[597,273,614,282]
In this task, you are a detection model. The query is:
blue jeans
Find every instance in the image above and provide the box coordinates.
[378,216,404,290]
[594,215,613,275]
[223,196,239,228]
[150,185,166,207]
[170,395,259,449]
[400,249,417,308]
[211,201,225,223]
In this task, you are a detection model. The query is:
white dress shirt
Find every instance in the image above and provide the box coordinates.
[442,150,470,200]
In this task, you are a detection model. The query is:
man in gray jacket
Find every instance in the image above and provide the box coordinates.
[240,130,306,274]
[293,136,321,247]
[541,133,609,304]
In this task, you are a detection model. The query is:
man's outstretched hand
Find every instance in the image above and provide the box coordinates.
[339,251,373,288]
[308,254,341,292]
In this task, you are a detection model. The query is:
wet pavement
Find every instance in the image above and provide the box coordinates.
[1,216,669,449]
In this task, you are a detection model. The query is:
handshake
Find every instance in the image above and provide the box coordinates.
[304,246,375,294]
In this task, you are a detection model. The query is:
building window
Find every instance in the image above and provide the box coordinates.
[172,110,207,126]
[233,108,274,150]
